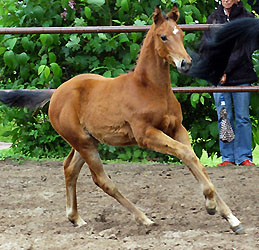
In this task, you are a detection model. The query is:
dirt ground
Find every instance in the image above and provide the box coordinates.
[0,159,258,250]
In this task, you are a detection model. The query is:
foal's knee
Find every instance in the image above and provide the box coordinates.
[92,174,118,197]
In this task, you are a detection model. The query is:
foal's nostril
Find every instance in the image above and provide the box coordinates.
[181,59,187,68]
[181,59,192,72]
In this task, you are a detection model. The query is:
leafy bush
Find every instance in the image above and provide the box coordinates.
[0,0,258,160]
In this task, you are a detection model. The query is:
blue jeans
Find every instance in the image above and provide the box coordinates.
[213,84,253,164]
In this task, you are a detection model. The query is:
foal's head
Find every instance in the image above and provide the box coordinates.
[152,6,192,74]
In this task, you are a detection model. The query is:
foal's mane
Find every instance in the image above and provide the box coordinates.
[131,32,147,72]
[189,18,259,84]
[131,23,156,72]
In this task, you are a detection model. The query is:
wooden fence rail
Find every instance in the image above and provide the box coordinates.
[172,86,259,93]
[1,86,259,94]
[0,24,222,34]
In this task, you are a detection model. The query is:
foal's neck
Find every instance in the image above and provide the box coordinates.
[133,25,171,90]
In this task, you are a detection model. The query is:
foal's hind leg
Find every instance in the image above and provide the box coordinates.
[63,148,86,227]
[76,140,153,225]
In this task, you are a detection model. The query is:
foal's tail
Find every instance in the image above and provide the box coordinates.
[189,18,259,84]
[0,89,55,109]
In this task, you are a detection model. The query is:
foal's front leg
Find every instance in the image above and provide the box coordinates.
[133,124,243,233]
[135,125,217,214]
[173,125,243,233]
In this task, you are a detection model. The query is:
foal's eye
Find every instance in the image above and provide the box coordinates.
[160,35,168,41]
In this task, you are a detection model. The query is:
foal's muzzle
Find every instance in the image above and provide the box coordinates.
[179,58,192,74]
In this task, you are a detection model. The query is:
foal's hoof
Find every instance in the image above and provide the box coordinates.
[69,216,87,228]
[205,199,217,215]
[206,207,217,215]
[138,217,154,226]
[135,215,154,226]
[231,224,245,235]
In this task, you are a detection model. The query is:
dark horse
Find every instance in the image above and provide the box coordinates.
[1,8,258,235]
[189,17,259,84]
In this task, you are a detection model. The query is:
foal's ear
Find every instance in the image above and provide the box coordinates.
[153,6,164,25]
[167,4,180,22]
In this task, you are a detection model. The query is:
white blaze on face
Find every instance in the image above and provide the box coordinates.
[172,26,179,35]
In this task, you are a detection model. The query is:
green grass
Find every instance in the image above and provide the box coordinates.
[0,147,65,162]
[0,123,12,142]
[1,145,258,166]
[200,150,221,167]
[200,145,259,166]
[253,145,259,164]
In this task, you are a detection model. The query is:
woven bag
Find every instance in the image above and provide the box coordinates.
[219,107,235,143]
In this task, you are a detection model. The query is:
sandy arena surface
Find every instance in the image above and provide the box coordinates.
[0,159,258,250]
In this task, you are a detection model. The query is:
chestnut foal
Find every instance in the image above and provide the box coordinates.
[0,6,243,233]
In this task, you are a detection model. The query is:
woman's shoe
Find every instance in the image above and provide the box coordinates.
[217,160,235,166]
[240,160,255,166]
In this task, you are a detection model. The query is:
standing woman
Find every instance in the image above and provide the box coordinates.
[200,0,257,166]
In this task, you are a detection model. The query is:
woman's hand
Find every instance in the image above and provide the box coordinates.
[220,73,227,85]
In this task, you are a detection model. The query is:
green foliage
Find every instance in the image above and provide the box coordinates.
[0,0,258,160]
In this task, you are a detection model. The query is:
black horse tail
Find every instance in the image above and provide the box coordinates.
[189,18,259,84]
[0,89,55,109]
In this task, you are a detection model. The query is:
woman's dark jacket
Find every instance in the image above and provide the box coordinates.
[200,2,258,85]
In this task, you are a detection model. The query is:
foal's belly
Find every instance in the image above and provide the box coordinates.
[86,121,137,146]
